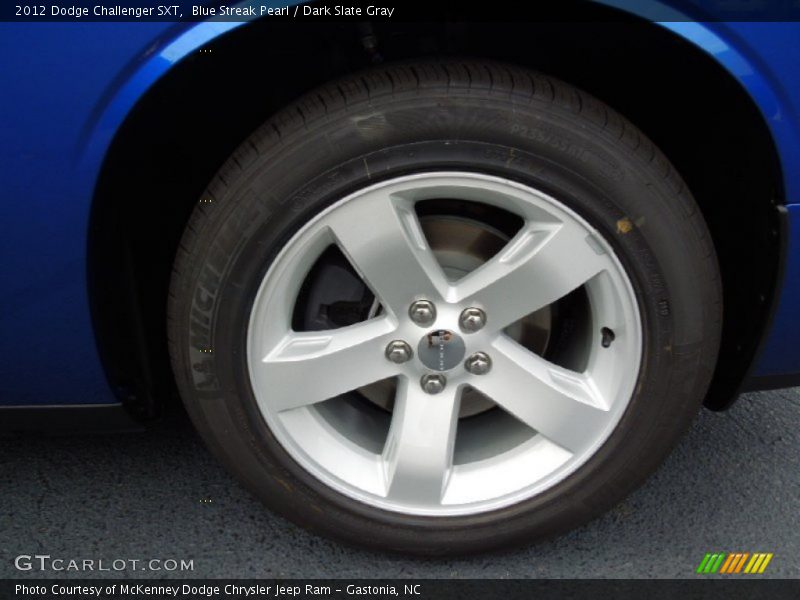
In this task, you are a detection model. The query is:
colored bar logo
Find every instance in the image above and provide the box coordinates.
[696,552,773,574]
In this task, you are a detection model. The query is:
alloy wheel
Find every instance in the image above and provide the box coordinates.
[247,172,642,516]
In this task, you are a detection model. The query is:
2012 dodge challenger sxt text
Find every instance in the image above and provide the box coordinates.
[2,1,800,554]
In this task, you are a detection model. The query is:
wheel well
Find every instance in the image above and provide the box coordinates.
[89,12,783,418]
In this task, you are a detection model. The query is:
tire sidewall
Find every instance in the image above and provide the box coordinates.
[171,92,716,553]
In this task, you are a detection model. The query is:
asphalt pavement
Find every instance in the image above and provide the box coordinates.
[1,388,799,579]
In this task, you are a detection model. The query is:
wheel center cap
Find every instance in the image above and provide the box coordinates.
[417,329,466,372]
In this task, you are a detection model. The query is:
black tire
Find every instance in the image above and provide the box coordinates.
[168,60,721,555]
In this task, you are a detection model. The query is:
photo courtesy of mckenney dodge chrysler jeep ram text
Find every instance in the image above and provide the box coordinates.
[2,0,800,554]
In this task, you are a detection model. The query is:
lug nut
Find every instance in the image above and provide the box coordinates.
[409,300,436,326]
[459,307,486,333]
[421,374,446,394]
[465,352,492,375]
[385,340,413,364]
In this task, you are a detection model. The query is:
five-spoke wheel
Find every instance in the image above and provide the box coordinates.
[247,173,642,515]
[169,61,721,554]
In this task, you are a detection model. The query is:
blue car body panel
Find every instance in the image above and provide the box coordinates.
[1,8,799,407]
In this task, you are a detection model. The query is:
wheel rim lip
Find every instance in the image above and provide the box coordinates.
[247,171,643,517]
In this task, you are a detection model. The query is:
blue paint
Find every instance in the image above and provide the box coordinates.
[1,8,799,407]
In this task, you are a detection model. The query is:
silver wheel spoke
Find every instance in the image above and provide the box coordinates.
[454,221,608,332]
[257,317,396,412]
[326,192,449,314]
[470,335,612,454]
[382,378,460,504]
